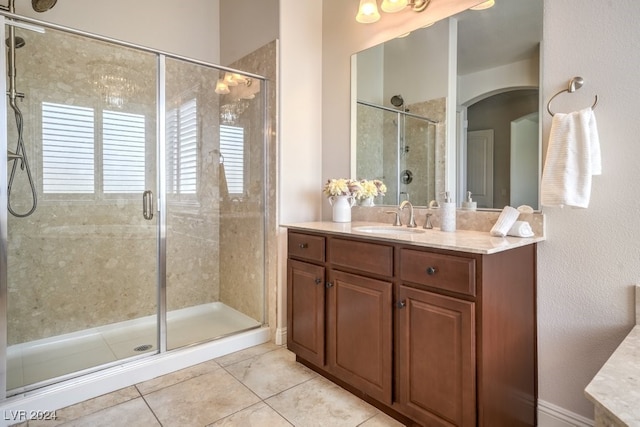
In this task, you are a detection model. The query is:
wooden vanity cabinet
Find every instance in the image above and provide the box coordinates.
[326,238,394,405]
[396,278,476,426]
[286,229,537,427]
[286,232,326,366]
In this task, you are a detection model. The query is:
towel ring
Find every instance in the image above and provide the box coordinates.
[546,76,599,116]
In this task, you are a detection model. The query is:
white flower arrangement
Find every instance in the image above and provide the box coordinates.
[323,178,362,198]
[356,179,387,200]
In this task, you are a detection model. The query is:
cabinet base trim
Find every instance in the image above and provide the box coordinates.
[275,327,287,346]
[538,399,594,427]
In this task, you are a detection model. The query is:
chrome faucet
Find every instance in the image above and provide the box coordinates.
[399,200,417,228]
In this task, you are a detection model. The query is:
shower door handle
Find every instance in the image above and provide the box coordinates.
[143,190,154,220]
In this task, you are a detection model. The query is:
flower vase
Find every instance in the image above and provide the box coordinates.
[329,195,355,222]
[359,196,375,207]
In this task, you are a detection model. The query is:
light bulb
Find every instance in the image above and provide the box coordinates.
[356,0,380,24]
[215,79,229,95]
[223,72,238,86]
[381,0,407,13]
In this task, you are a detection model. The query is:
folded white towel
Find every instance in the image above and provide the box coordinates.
[507,221,535,238]
[540,107,601,208]
[490,206,520,237]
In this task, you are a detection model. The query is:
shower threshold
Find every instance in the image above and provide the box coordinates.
[6,302,261,393]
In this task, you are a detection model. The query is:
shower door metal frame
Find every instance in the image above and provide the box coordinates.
[0,11,270,399]
[157,54,168,354]
[0,16,9,400]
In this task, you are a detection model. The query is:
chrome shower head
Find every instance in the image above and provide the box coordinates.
[5,36,25,48]
[390,94,404,108]
[32,0,57,12]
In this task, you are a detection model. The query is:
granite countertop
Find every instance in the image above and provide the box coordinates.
[282,221,545,255]
[585,326,640,426]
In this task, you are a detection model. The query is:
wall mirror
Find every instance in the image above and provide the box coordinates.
[351,0,543,209]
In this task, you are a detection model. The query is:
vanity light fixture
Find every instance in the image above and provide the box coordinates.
[356,0,430,24]
[470,0,495,11]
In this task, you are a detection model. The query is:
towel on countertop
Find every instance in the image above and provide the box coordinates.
[490,206,520,237]
[507,221,535,238]
[540,107,601,208]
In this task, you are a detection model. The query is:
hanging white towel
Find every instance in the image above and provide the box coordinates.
[540,107,601,208]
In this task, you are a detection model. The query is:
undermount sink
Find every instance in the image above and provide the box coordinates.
[352,225,426,235]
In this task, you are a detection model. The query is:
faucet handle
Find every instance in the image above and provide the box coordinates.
[385,210,402,226]
[423,213,433,229]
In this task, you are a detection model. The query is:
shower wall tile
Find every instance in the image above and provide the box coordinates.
[403,98,446,204]
[7,28,160,344]
[218,41,277,329]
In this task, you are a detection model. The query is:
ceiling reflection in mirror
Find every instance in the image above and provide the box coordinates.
[351,0,542,209]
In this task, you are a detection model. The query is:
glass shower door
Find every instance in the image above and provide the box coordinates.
[163,58,264,350]
[400,115,436,205]
[4,23,159,394]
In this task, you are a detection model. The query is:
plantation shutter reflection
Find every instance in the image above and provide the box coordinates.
[42,102,95,193]
[167,98,197,195]
[219,125,244,195]
[103,110,146,193]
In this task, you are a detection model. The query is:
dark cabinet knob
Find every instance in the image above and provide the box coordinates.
[426,266,437,275]
[396,300,406,309]
[326,282,334,288]
[314,278,322,285]
[299,243,308,249]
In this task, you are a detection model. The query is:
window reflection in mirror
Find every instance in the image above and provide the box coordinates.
[351,0,542,210]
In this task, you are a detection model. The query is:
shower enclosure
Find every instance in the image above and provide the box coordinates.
[0,12,268,398]
[355,100,440,206]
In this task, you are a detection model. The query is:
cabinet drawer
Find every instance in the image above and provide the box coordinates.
[288,232,325,262]
[329,238,393,277]
[399,248,476,296]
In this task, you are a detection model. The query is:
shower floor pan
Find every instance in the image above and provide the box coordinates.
[6,302,261,391]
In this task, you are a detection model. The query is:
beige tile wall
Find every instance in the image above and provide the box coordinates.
[6,26,275,344]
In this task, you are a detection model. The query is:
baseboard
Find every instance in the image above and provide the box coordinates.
[275,327,287,346]
[538,399,594,427]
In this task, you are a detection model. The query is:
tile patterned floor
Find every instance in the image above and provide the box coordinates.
[18,343,405,427]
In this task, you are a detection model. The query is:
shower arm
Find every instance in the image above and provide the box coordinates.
[3,0,23,102]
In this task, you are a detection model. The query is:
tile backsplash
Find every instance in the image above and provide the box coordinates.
[351,206,545,237]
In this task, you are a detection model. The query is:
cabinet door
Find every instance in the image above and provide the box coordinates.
[327,270,393,405]
[397,285,476,427]
[287,259,325,366]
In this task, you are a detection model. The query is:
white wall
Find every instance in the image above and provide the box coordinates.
[383,20,450,106]
[14,0,220,62]
[458,57,539,106]
[538,0,638,421]
[276,0,323,342]
[219,0,279,65]
[322,0,640,424]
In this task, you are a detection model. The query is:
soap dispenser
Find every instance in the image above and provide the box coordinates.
[462,191,477,211]
[441,191,456,232]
